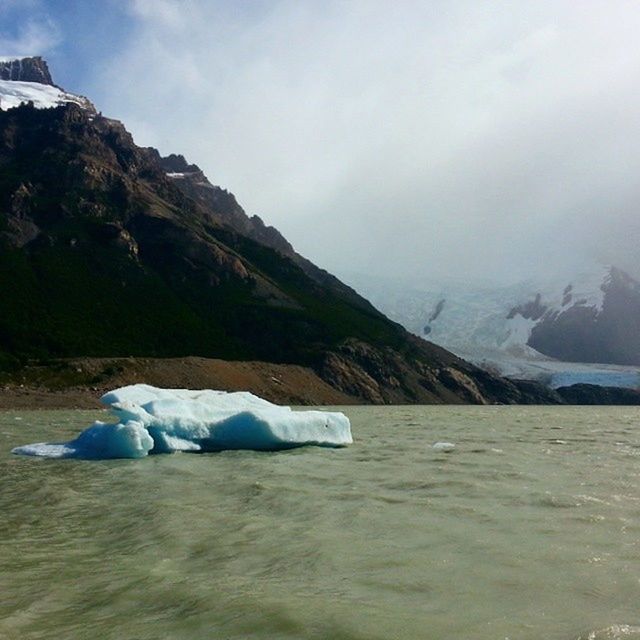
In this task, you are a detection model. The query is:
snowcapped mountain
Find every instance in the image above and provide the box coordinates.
[0,56,94,112]
[347,265,640,388]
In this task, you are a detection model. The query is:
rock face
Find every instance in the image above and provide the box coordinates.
[528,268,640,365]
[0,56,54,85]
[0,58,558,404]
[507,293,547,321]
[155,151,295,257]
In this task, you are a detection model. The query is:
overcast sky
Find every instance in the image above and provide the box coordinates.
[3,0,640,284]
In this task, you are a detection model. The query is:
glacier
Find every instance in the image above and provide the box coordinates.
[11,384,353,459]
[347,266,640,389]
[0,79,92,111]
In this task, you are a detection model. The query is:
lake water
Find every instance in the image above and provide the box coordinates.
[2,406,640,640]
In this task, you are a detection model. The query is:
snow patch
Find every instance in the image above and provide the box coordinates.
[500,314,539,354]
[0,79,92,111]
[558,265,609,312]
[12,384,352,459]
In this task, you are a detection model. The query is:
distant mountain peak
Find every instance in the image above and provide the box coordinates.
[0,55,95,113]
[0,56,54,86]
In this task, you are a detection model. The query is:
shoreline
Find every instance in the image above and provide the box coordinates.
[0,356,360,409]
[0,387,103,410]
[2,356,639,410]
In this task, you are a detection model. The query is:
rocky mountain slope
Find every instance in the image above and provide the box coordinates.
[0,56,553,405]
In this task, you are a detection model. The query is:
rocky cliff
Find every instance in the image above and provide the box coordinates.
[0,56,54,85]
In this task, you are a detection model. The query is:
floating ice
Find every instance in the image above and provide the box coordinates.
[432,442,455,452]
[12,384,352,459]
[12,420,154,459]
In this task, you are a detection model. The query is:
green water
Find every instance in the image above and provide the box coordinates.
[2,406,640,640]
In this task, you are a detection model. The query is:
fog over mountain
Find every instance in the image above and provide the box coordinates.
[82,0,640,285]
[4,1,640,285]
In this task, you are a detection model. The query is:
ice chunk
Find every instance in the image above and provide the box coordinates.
[432,442,455,452]
[12,384,352,459]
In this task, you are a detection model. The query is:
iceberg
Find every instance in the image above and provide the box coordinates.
[12,384,352,459]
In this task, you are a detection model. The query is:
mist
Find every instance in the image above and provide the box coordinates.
[90,0,640,285]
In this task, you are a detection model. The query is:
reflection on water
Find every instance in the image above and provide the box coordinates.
[1,406,640,639]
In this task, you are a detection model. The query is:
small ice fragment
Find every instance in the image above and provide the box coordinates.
[433,442,455,452]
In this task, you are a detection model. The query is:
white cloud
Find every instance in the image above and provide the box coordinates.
[0,11,60,57]
[128,0,188,29]
[93,0,640,284]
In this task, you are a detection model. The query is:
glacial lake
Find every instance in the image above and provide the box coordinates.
[2,406,640,640]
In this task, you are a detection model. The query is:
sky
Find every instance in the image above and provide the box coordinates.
[2,0,640,285]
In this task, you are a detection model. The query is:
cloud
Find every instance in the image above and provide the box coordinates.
[127,0,188,29]
[0,0,59,56]
[93,0,640,284]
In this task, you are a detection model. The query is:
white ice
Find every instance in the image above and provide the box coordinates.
[12,384,353,459]
[0,79,91,111]
[432,442,455,452]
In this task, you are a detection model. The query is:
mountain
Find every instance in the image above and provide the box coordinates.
[0,56,94,112]
[527,267,640,365]
[347,266,640,389]
[0,56,550,405]
[0,56,54,84]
